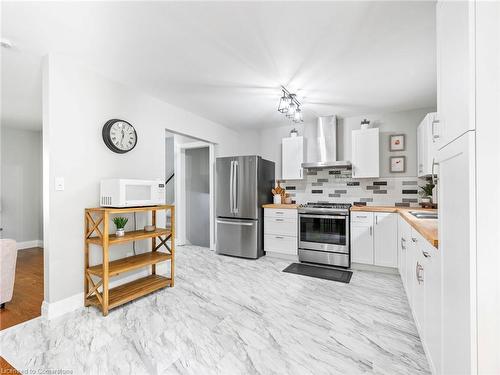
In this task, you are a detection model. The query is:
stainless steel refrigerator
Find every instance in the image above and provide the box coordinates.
[216,155,275,259]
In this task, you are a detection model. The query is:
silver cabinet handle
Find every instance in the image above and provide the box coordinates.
[401,237,406,250]
[416,262,424,284]
[275,211,284,215]
[411,237,417,243]
[375,216,378,225]
[275,236,284,239]
[275,218,284,222]
[422,251,430,258]
[369,226,372,236]
[431,119,440,142]
[217,220,254,226]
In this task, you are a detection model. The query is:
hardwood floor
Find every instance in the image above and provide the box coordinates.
[1,247,43,374]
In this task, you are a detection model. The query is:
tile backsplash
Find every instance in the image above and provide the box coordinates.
[280,169,420,207]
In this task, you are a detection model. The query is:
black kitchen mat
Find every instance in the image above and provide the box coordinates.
[283,263,352,284]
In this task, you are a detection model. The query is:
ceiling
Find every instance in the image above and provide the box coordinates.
[1,1,436,131]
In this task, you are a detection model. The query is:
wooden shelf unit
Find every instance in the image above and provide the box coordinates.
[84,205,175,316]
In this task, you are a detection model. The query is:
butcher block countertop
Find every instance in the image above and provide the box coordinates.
[351,205,438,248]
[262,204,299,209]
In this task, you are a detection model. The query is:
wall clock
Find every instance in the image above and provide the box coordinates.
[102,119,138,153]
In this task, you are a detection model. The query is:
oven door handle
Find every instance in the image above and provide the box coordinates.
[299,214,347,220]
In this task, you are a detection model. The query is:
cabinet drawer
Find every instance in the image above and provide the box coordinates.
[264,234,297,255]
[264,208,297,219]
[264,217,297,236]
[350,211,373,224]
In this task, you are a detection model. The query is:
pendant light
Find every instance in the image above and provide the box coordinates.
[293,107,303,123]
[278,91,290,113]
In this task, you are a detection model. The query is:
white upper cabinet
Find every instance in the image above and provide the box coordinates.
[282,136,305,180]
[373,213,398,268]
[352,128,379,178]
[436,0,475,149]
[417,112,438,177]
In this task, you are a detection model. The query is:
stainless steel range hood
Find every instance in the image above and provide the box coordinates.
[301,115,352,169]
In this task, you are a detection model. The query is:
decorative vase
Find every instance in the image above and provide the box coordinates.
[421,197,431,204]
[273,194,282,204]
[116,228,125,237]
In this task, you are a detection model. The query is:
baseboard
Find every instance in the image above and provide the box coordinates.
[41,269,150,320]
[350,262,399,274]
[265,251,299,262]
[16,240,43,250]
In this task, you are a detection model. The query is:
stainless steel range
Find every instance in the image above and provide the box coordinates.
[298,202,351,268]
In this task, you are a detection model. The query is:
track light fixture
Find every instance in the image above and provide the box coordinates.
[277,86,303,123]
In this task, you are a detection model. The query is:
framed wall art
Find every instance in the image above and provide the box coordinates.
[389,134,405,151]
[390,156,406,173]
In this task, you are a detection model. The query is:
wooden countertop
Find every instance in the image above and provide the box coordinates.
[352,206,438,248]
[262,204,299,209]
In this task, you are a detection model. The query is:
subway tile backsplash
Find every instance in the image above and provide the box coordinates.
[280,169,420,207]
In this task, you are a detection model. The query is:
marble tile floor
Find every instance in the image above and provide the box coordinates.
[0,246,430,375]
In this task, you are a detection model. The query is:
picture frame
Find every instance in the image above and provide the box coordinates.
[390,156,406,173]
[389,134,405,151]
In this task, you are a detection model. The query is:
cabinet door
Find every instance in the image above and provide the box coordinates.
[373,213,398,268]
[424,243,441,375]
[436,0,475,148]
[351,223,374,264]
[282,136,304,180]
[417,120,426,177]
[352,128,379,178]
[413,232,426,338]
[397,216,409,284]
[438,132,476,375]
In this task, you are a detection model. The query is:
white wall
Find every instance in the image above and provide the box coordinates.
[258,108,435,179]
[1,126,43,244]
[43,55,259,304]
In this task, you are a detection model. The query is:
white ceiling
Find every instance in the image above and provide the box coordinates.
[1,1,436,131]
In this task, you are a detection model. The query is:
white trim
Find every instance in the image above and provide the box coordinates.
[265,252,298,262]
[16,240,43,250]
[41,292,83,320]
[41,269,150,320]
[350,262,399,275]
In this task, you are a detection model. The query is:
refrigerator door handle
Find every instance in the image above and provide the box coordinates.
[216,220,254,226]
[229,160,234,214]
[233,160,239,213]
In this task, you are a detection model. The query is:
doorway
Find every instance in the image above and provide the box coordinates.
[165,131,215,250]
[184,147,210,247]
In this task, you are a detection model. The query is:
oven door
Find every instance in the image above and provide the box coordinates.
[299,213,349,253]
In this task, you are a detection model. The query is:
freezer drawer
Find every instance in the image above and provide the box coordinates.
[216,218,262,259]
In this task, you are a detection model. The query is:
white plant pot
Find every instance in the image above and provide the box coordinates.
[273,195,282,204]
[421,197,431,204]
[116,228,125,237]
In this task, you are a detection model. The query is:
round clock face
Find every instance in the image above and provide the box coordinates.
[102,119,137,153]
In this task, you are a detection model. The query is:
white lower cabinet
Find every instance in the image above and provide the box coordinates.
[264,208,297,258]
[351,212,374,264]
[399,225,441,375]
[373,213,398,267]
[351,211,397,268]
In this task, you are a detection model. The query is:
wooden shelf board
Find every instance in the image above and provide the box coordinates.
[87,228,171,245]
[87,274,171,310]
[86,205,174,214]
[87,252,172,277]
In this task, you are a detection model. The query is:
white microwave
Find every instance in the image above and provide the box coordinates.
[100,179,165,207]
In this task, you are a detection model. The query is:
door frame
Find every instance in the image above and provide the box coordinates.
[175,141,215,250]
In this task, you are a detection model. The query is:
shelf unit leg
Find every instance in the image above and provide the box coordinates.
[102,211,109,316]
[152,209,157,275]
[84,210,90,307]
[170,206,175,287]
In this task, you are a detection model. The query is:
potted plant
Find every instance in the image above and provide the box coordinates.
[419,182,435,204]
[112,217,128,237]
